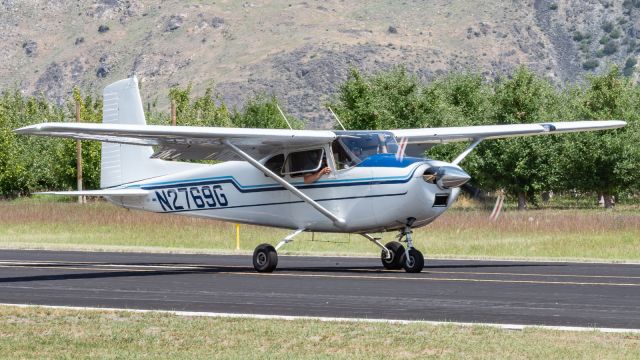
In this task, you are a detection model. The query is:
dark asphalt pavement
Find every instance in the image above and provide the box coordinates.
[0,249,639,329]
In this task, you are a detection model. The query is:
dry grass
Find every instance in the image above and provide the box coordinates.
[0,306,638,359]
[1,199,639,261]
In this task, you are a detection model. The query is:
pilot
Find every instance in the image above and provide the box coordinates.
[304,160,331,184]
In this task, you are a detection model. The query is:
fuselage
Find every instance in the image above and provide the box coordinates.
[107,154,461,233]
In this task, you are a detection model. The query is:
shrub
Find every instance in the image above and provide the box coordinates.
[609,28,621,39]
[582,59,600,70]
[623,56,638,76]
[573,31,584,42]
[603,42,618,55]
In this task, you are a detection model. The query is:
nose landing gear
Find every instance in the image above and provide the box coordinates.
[397,218,424,273]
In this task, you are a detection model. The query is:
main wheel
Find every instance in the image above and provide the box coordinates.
[381,241,405,270]
[253,244,278,273]
[400,248,424,273]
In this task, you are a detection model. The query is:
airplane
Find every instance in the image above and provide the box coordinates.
[15,77,626,273]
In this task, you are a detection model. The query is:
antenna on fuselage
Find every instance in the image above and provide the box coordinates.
[327,106,346,131]
[275,103,293,130]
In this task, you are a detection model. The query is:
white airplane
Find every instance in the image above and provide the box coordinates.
[15,77,626,273]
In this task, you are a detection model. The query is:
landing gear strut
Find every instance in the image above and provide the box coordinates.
[397,218,424,273]
[252,229,304,273]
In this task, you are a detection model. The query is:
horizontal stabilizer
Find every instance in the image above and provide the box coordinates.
[36,189,149,197]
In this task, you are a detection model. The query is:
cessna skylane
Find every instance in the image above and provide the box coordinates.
[15,77,626,273]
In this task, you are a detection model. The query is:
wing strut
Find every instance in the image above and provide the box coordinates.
[223,140,347,228]
[452,138,483,165]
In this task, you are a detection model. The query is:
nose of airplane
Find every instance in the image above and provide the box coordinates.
[422,165,471,189]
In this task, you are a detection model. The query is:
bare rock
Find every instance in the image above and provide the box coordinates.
[96,54,110,78]
[166,15,184,31]
[388,25,398,34]
[98,24,110,33]
[35,62,64,104]
[211,16,224,28]
[22,40,37,56]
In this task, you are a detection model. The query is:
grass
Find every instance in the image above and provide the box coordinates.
[0,306,638,359]
[1,198,639,261]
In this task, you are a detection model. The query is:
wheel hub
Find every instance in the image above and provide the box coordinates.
[256,252,267,266]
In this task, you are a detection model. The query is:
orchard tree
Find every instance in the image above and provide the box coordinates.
[231,93,303,129]
[168,84,232,127]
[472,67,564,210]
[331,67,425,130]
[559,66,640,207]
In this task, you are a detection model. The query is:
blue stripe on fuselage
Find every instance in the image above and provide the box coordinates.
[129,161,424,193]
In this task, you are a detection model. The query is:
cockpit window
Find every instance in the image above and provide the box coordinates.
[334,132,398,167]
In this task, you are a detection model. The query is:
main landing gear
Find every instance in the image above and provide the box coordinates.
[364,218,425,273]
[253,229,304,273]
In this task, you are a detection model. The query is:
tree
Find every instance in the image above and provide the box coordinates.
[559,66,640,207]
[472,67,564,210]
[330,67,425,130]
[168,84,232,127]
[231,93,302,129]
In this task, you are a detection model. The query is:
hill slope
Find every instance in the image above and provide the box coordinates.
[2,0,639,128]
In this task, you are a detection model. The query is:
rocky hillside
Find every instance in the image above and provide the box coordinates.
[1,0,639,128]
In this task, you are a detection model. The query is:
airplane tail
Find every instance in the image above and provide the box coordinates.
[100,77,199,188]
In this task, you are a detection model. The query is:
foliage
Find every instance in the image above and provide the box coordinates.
[168,84,232,127]
[582,59,600,71]
[0,84,302,198]
[330,67,424,130]
[471,67,564,208]
[559,66,640,202]
[230,93,303,129]
[331,65,639,209]
[1,66,639,210]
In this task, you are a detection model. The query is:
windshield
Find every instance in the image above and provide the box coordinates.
[334,132,398,167]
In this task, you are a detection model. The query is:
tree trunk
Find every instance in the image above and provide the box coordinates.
[517,192,527,211]
[541,191,551,204]
[603,194,615,209]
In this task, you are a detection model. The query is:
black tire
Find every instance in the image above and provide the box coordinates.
[400,248,424,273]
[253,244,278,273]
[381,241,405,270]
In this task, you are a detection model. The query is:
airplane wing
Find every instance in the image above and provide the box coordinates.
[15,123,336,161]
[390,120,627,144]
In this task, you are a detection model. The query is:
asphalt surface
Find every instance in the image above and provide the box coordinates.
[0,249,639,329]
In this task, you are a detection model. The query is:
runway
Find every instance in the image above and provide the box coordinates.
[0,249,639,329]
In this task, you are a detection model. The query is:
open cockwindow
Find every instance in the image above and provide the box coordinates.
[282,148,325,176]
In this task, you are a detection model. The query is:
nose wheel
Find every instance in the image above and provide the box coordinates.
[400,248,424,273]
[396,218,425,273]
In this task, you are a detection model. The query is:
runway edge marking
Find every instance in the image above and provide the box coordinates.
[1,303,639,334]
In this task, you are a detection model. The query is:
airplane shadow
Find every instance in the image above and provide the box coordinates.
[0,261,562,283]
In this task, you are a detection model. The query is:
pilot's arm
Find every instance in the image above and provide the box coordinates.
[304,167,331,184]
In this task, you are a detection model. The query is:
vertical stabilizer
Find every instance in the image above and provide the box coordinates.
[100,77,200,188]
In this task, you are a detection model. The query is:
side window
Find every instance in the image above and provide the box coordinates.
[283,149,324,176]
[264,154,285,176]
